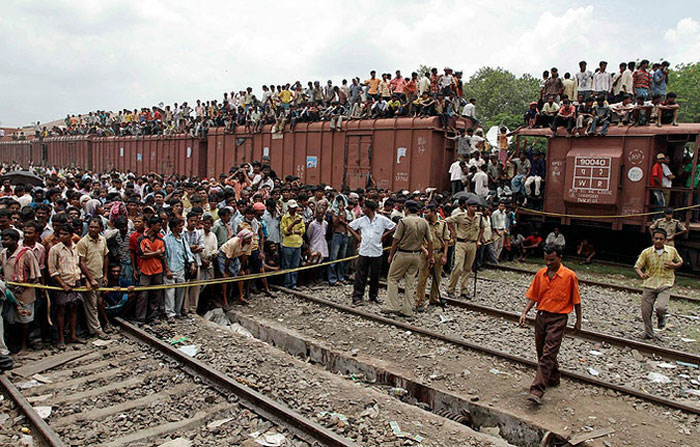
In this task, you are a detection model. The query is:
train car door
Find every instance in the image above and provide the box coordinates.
[343,134,373,190]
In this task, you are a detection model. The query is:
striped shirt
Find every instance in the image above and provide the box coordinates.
[634,245,682,289]
[633,69,652,90]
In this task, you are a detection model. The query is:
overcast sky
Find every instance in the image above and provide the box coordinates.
[1,0,699,127]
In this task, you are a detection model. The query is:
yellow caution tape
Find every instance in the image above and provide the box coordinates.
[518,203,700,219]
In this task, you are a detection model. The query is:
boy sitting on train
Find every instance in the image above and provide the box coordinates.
[574,97,595,136]
[587,95,612,136]
[657,92,680,127]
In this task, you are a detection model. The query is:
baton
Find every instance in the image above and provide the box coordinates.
[43,289,53,326]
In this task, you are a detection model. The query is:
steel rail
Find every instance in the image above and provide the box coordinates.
[115,317,359,447]
[381,280,700,366]
[485,264,700,302]
[272,286,700,415]
[0,375,67,447]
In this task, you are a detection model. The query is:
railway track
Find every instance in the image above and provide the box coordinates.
[271,285,700,416]
[486,263,700,303]
[0,318,358,447]
[381,280,700,366]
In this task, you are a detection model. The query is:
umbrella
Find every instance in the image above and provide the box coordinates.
[0,170,44,187]
[452,191,488,207]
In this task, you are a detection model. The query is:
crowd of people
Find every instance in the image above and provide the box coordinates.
[19,67,476,141]
[524,60,680,135]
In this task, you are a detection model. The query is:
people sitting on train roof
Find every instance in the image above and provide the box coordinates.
[587,95,613,136]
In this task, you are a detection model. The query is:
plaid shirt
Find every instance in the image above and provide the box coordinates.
[634,245,682,289]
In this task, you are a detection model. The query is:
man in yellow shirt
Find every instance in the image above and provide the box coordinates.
[279,85,293,110]
[280,200,305,289]
[364,70,381,100]
[634,229,683,339]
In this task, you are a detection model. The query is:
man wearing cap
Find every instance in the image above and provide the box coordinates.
[384,200,432,317]
[345,200,395,305]
[649,208,687,247]
[416,204,449,311]
[280,199,305,289]
[445,197,484,299]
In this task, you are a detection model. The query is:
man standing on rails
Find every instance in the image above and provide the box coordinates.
[384,200,432,318]
[519,245,582,405]
[649,208,687,247]
[634,229,683,339]
[344,200,395,306]
[415,203,449,311]
[445,197,484,300]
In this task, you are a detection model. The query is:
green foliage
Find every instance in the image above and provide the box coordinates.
[668,62,700,123]
[416,64,432,78]
[461,67,540,130]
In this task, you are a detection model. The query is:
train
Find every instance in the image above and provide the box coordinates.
[0,118,699,271]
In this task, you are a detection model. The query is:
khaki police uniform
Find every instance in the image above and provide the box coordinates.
[445,211,484,296]
[386,215,432,316]
[416,219,449,308]
[649,217,687,247]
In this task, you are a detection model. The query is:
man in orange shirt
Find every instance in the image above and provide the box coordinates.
[519,245,581,404]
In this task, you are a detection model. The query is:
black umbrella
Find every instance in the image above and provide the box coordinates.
[0,170,44,187]
[451,191,487,207]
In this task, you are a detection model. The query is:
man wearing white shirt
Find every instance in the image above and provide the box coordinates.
[491,201,507,261]
[612,62,633,102]
[575,61,593,100]
[593,61,613,99]
[462,98,478,125]
[345,200,395,305]
[449,160,465,195]
[473,165,489,198]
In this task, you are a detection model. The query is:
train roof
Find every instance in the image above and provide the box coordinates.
[513,123,700,138]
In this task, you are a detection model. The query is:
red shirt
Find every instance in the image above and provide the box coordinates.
[137,234,164,275]
[650,162,663,187]
[129,229,144,266]
[526,265,581,314]
[525,235,542,247]
[633,69,652,90]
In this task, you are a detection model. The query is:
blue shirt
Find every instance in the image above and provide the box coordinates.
[164,232,194,272]
[652,69,666,96]
[531,158,546,178]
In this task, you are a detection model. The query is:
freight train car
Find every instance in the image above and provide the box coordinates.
[512,124,700,270]
[207,116,473,191]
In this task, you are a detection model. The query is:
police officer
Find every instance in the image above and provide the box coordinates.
[649,208,687,247]
[416,203,449,311]
[445,197,484,299]
[383,200,432,318]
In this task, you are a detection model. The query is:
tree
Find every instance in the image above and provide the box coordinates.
[461,67,540,130]
[668,62,700,123]
[415,64,432,78]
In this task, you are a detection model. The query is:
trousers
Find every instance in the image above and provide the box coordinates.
[136,273,164,322]
[282,246,301,288]
[525,175,542,196]
[83,286,103,335]
[184,267,201,314]
[165,269,186,318]
[447,241,477,295]
[386,251,420,316]
[416,251,445,307]
[328,233,349,284]
[531,311,568,397]
[641,287,671,337]
[352,255,381,302]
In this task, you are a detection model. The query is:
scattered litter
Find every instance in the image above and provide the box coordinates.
[169,336,189,345]
[680,337,696,343]
[16,380,40,390]
[647,372,671,384]
[684,389,700,397]
[177,345,198,357]
[32,406,51,419]
[568,427,615,445]
[20,427,31,434]
[318,411,348,426]
[19,434,34,446]
[31,374,52,384]
[586,368,599,377]
[438,315,454,324]
[676,361,698,369]
[0,413,9,425]
[157,438,193,447]
[250,432,286,446]
[91,339,113,347]
[692,379,700,386]
[589,350,604,357]
[359,404,379,419]
[657,362,677,369]
[207,417,234,430]
[26,394,51,404]
[679,374,691,379]
[229,323,254,338]
[679,314,700,321]
[489,368,500,375]
[204,308,230,326]
[389,421,424,442]
[389,387,407,397]
[481,426,500,437]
